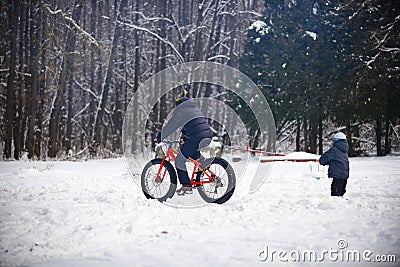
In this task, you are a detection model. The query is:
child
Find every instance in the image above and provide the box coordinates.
[158,93,212,196]
[319,132,349,196]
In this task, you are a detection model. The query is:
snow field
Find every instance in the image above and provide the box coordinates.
[0,156,399,266]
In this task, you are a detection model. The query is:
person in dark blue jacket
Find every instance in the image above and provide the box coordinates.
[319,132,349,196]
[158,92,212,196]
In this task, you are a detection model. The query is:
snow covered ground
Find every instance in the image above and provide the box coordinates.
[1,155,399,266]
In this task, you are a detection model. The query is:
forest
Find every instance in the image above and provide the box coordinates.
[1,0,399,160]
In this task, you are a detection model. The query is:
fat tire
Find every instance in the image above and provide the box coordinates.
[141,158,177,202]
[196,157,235,204]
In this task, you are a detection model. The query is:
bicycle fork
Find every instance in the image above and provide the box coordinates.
[155,158,168,184]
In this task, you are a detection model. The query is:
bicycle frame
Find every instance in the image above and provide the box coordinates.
[156,145,217,186]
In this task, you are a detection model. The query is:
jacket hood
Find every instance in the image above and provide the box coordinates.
[334,139,349,153]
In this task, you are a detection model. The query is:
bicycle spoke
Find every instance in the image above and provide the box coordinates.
[144,164,172,198]
[200,163,229,199]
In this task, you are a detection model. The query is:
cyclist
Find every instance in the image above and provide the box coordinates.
[158,92,212,195]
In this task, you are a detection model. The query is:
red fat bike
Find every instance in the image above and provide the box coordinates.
[141,141,236,204]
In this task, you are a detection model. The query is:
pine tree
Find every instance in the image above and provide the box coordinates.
[239,0,344,153]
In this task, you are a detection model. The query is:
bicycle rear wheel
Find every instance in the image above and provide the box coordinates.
[196,157,235,204]
[141,158,177,202]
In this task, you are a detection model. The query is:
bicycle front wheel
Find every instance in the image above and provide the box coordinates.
[196,157,236,204]
[141,158,177,202]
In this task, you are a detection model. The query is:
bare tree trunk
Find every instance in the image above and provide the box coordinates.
[27,2,40,159]
[204,0,219,60]
[48,75,64,158]
[87,0,98,155]
[192,0,204,97]
[303,117,308,152]
[133,0,140,96]
[4,0,18,159]
[113,82,123,152]
[36,58,45,159]
[65,82,73,153]
[353,123,360,155]
[250,128,262,154]
[228,0,238,66]
[318,115,323,155]
[92,0,127,147]
[159,0,167,123]
[48,0,83,158]
[376,118,383,156]
[346,120,355,157]
[14,1,26,160]
[296,118,301,151]
[129,0,141,153]
[309,117,318,154]
[384,119,391,155]
[22,0,31,156]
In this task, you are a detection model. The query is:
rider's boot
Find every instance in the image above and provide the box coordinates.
[176,185,193,196]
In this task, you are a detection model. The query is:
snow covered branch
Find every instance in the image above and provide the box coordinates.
[41,3,99,47]
[117,20,185,63]
[72,78,98,101]
[132,11,174,25]
[207,54,230,61]
[373,14,400,54]
[237,11,263,17]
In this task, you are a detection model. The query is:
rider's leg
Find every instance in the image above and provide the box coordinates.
[175,152,191,186]
[175,141,200,186]
[175,141,198,185]
[176,138,211,185]
[175,143,196,195]
[197,137,212,167]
